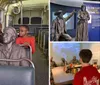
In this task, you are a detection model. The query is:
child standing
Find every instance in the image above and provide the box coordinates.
[74,49,100,85]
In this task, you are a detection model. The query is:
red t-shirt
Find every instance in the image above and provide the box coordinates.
[74,65,100,85]
[16,36,35,54]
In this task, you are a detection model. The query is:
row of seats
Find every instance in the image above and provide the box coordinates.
[38,28,48,56]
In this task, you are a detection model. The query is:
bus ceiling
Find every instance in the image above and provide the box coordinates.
[0,0,48,9]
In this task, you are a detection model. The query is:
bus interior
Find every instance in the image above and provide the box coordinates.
[0,0,49,85]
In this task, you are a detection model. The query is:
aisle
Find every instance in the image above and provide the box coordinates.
[32,45,49,85]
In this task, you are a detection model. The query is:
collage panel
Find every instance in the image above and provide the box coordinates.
[0,0,100,85]
[50,0,100,41]
[50,42,100,85]
[0,0,49,85]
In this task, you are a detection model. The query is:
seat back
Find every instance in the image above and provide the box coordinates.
[40,29,48,49]
[43,31,48,56]
[20,45,33,61]
[0,58,35,85]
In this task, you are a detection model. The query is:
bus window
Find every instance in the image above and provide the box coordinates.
[31,17,42,24]
[18,17,29,24]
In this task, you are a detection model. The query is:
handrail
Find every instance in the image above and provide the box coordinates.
[19,44,33,61]
[0,58,35,68]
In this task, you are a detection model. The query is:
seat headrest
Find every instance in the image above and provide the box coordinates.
[0,66,35,85]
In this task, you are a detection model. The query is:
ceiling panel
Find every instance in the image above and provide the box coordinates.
[22,0,48,9]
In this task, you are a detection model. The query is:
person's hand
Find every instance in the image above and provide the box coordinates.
[73,9,77,13]
[22,42,29,46]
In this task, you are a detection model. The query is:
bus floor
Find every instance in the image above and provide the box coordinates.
[32,44,48,85]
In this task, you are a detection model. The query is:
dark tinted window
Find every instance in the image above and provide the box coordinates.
[18,17,29,24]
[31,17,42,24]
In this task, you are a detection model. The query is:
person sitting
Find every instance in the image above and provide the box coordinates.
[61,58,68,66]
[0,27,29,66]
[51,10,76,41]
[70,56,80,64]
[0,23,3,44]
[16,25,35,54]
[74,49,100,85]
[50,57,57,69]
[50,57,57,84]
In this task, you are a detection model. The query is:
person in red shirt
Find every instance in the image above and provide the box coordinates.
[74,49,100,85]
[16,25,35,54]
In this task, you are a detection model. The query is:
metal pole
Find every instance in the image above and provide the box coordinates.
[20,0,23,24]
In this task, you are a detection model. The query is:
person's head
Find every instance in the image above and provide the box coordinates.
[3,27,17,44]
[81,5,86,11]
[61,58,65,63]
[55,10,63,19]
[19,25,29,37]
[79,49,92,64]
[73,56,76,60]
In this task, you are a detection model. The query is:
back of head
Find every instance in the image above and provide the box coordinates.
[79,49,92,63]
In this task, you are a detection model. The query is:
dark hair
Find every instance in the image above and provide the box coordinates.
[79,49,92,63]
[81,5,86,10]
[54,10,62,16]
[20,25,29,31]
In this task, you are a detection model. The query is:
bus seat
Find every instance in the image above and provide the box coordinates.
[0,58,35,85]
[20,44,33,61]
[43,31,48,56]
[39,29,48,49]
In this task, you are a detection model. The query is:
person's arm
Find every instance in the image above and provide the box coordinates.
[51,20,56,38]
[97,69,100,84]
[16,38,27,47]
[16,38,21,44]
[77,10,82,19]
[64,10,75,22]
[16,38,30,47]
[87,11,90,21]
[73,73,81,85]
[99,73,100,84]
[64,21,67,33]
[30,37,35,54]
[51,20,58,40]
